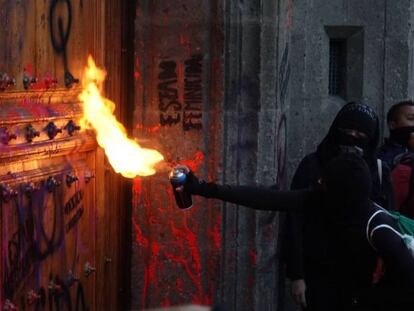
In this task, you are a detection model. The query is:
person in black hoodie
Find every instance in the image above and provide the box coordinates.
[320,153,414,311]
[285,102,394,310]
[176,153,413,311]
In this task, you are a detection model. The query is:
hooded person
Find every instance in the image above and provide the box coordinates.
[315,102,391,207]
[321,153,414,311]
[378,100,414,169]
[378,101,414,217]
[283,102,394,311]
[172,154,412,311]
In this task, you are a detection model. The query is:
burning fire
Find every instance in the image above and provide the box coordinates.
[79,56,164,178]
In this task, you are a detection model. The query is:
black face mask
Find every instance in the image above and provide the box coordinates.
[389,126,414,146]
[336,130,369,154]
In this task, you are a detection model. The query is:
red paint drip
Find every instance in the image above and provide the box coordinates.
[287,0,293,29]
[249,249,257,266]
[19,97,47,119]
[135,124,161,133]
[132,178,142,208]
[177,62,184,92]
[132,218,149,306]
[131,159,220,307]
[204,294,212,306]
[133,219,148,248]
[187,40,192,57]
[24,63,34,75]
[134,71,140,80]
[148,241,161,282]
[180,33,185,45]
[133,178,142,196]
[167,219,204,303]
[161,297,171,307]
[175,278,184,292]
[179,151,205,173]
[209,216,221,250]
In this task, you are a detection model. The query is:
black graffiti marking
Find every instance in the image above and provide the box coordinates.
[49,0,72,54]
[49,0,78,87]
[75,283,88,311]
[183,54,203,131]
[158,80,181,111]
[15,280,89,311]
[280,64,290,103]
[279,43,290,104]
[158,61,177,80]
[276,42,290,187]
[37,185,65,260]
[66,206,84,233]
[276,115,287,186]
[158,60,182,126]
[183,112,202,131]
[47,275,73,311]
[160,113,181,126]
[279,43,289,80]
[4,182,65,298]
[2,182,90,309]
[4,197,36,299]
[185,54,202,75]
[47,279,89,311]
[64,190,84,215]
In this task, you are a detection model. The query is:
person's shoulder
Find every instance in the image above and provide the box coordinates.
[378,140,406,161]
[291,152,320,188]
[379,138,401,151]
[300,152,318,164]
[294,153,319,173]
[370,204,397,228]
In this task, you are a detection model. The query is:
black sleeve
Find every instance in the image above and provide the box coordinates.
[285,155,314,280]
[198,182,312,211]
[371,219,414,286]
[381,162,395,211]
[291,155,314,189]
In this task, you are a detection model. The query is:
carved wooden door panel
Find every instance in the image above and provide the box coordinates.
[0,1,104,310]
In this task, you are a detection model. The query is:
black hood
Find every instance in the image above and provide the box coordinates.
[316,102,380,169]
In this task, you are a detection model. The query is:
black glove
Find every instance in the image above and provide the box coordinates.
[183,170,218,198]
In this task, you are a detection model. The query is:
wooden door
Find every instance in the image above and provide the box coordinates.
[0,1,108,310]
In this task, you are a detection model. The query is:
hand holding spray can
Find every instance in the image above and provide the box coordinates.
[169,166,193,209]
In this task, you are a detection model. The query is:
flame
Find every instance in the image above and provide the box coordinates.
[79,56,164,178]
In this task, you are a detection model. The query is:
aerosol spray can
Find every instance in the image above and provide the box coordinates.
[169,167,193,209]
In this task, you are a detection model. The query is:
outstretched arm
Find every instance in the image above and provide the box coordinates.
[206,183,312,211]
[181,169,314,212]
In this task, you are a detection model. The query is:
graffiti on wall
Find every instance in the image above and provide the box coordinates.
[2,177,89,310]
[49,0,79,87]
[158,54,203,131]
[131,122,220,307]
[276,42,290,187]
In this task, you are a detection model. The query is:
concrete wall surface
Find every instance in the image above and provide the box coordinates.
[131,1,413,311]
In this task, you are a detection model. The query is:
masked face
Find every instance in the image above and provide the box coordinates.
[336,128,369,154]
[389,126,414,146]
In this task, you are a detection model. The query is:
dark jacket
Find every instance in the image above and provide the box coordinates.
[378,139,407,169]
[285,152,393,281]
[188,170,412,311]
